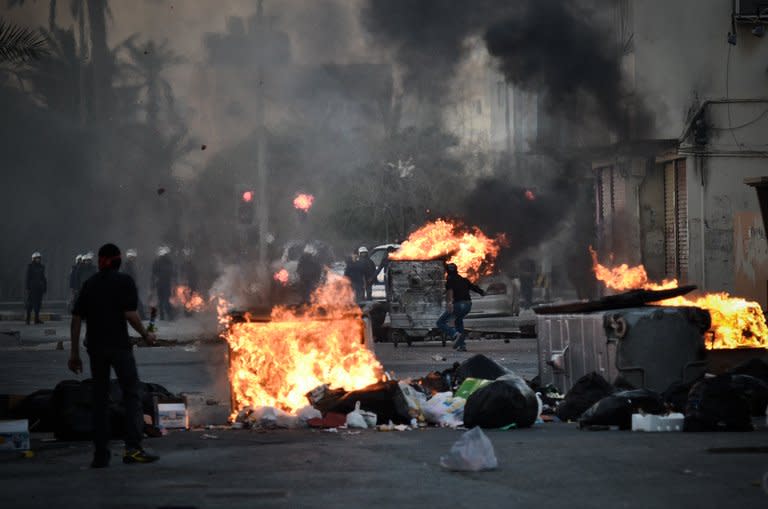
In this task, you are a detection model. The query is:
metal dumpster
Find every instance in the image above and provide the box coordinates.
[536,306,710,393]
[386,260,446,347]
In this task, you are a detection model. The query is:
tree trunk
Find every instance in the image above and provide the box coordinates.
[48,0,57,32]
[87,0,110,122]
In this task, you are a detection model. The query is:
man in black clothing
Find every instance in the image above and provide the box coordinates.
[151,246,175,321]
[357,246,377,301]
[68,243,159,468]
[25,252,47,324]
[436,263,485,352]
[297,244,322,303]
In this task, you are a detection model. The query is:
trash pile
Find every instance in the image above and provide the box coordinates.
[232,354,543,432]
[546,358,768,432]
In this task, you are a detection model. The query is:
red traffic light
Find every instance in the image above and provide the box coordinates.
[242,191,254,202]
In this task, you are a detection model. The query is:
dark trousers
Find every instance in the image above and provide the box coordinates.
[157,291,174,321]
[88,348,143,453]
[25,291,43,322]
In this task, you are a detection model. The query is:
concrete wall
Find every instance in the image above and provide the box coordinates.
[633,0,768,139]
[631,0,768,295]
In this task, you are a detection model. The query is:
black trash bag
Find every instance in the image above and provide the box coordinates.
[110,380,176,418]
[464,376,539,429]
[555,372,614,422]
[662,380,696,413]
[684,374,753,432]
[53,379,96,440]
[455,354,510,385]
[731,374,768,417]
[727,358,768,385]
[12,390,56,432]
[317,381,411,424]
[579,389,666,430]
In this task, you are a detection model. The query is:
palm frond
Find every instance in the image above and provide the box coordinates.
[0,18,48,64]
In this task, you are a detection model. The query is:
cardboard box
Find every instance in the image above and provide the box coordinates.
[0,420,30,451]
[157,403,188,430]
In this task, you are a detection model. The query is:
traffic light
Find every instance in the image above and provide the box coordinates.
[238,190,255,225]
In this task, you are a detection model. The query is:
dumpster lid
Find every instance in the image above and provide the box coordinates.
[533,285,698,315]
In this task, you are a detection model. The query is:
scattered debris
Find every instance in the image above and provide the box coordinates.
[201,433,218,440]
[440,427,498,472]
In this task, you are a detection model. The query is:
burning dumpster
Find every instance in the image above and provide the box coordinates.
[535,287,711,393]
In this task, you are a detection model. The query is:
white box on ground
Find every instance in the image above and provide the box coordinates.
[157,403,188,429]
[632,413,684,432]
[0,419,30,451]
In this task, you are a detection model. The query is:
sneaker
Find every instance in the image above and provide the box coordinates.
[91,450,110,468]
[451,332,462,349]
[123,448,160,464]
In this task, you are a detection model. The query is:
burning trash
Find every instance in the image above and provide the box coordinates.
[222,272,383,416]
[293,193,315,212]
[390,219,504,281]
[590,248,768,349]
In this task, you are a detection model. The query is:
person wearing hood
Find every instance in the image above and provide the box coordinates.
[25,252,47,324]
[68,243,159,467]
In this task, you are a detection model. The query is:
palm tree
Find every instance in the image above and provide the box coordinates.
[0,18,48,64]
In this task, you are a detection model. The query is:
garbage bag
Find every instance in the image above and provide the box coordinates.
[731,374,768,416]
[579,389,666,430]
[346,401,369,429]
[439,427,498,472]
[684,374,753,432]
[454,378,493,400]
[463,376,539,429]
[398,382,427,420]
[317,381,411,424]
[423,392,465,428]
[455,354,510,385]
[726,358,768,385]
[555,372,614,422]
[663,380,698,413]
[12,390,55,432]
[418,371,451,394]
[297,405,322,424]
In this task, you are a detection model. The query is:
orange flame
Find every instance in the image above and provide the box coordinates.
[221,272,383,415]
[273,268,289,286]
[293,193,315,212]
[389,219,503,281]
[589,247,678,291]
[589,247,767,349]
[171,285,206,312]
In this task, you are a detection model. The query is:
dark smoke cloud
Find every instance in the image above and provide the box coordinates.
[484,0,648,136]
[364,0,649,136]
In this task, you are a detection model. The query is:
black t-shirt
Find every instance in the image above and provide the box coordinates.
[446,273,482,303]
[72,269,138,350]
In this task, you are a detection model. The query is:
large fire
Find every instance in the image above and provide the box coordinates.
[222,272,383,414]
[590,248,767,349]
[293,193,315,212]
[390,219,503,281]
[171,285,206,312]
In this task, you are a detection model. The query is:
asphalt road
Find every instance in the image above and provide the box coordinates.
[1,317,767,509]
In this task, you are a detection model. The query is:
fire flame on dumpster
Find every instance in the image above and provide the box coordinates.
[589,248,767,349]
[293,193,315,212]
[171,285,206,312]
[390,219,503,281]
[221,272,383,415]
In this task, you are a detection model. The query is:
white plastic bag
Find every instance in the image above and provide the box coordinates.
[440,427,498,472]
[423,392,466,428]
[346,401,369,429]
[399,381,428,420]
[297,405,322,424]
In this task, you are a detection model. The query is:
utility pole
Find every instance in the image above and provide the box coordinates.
[255,0,269,271]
